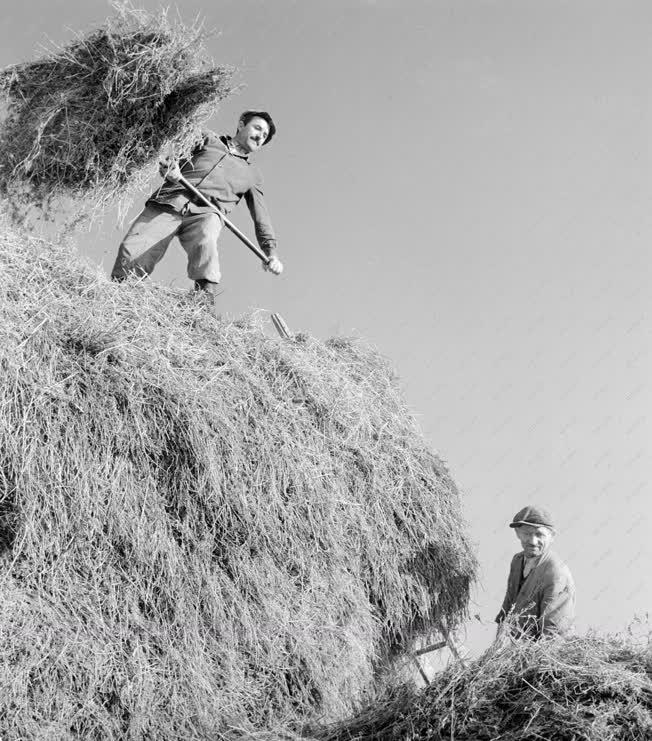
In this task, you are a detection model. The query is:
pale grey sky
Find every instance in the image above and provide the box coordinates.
[1,0,650,656]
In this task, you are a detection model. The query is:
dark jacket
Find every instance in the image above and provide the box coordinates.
[148,132,277,257]
[496,549,575,638]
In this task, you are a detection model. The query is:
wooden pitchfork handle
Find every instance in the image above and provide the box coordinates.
[174,174,271,265]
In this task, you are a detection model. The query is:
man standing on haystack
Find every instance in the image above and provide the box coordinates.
[495,505,575,640]
[111,110,283,297]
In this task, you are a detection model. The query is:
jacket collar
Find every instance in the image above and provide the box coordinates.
[221,135,250,160]
[518,547,553,581]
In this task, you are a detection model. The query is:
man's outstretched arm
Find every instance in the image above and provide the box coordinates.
[244,177,283,275]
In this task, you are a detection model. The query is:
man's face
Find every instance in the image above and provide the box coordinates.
[235,117,270,153]
[515,524,554,558]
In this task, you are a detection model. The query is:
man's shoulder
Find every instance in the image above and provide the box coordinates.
[249,161,264,182]
[201,129,221,142]
[194,130,228,151]
[540,550,574,582]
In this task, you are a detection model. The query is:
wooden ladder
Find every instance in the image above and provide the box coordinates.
[411,624,468,685]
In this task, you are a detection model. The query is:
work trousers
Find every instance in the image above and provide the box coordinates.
[111,204,223,283]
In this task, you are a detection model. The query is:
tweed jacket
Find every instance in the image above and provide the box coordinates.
[148,132,277,257]
[496,549,575,638]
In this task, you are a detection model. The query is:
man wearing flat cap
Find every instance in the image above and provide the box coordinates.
[111,110,283,300]
[496,505,575,640]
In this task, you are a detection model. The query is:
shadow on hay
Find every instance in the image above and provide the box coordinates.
[0,462,18,554]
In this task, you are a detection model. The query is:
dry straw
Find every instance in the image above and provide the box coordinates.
[317,629,652,740]
[0,2,233,226]
[0,215,476,738]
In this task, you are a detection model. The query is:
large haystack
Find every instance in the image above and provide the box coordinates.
[318,632,652,740]
[0,218,476,738]
[0,3,233,225]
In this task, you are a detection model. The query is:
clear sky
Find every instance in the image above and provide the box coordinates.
[1,0,650,659]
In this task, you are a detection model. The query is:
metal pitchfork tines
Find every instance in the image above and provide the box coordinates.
[271,313,292,340]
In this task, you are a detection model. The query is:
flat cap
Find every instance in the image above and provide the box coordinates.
[509,505,555,529]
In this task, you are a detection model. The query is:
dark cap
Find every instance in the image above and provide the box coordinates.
[509,505,555,530]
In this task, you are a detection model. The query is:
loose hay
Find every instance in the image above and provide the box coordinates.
[0,2,233,226]
[0,216,477,738]
[316,632,652,741]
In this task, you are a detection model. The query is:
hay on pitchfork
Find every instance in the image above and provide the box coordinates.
[0,2,233,226]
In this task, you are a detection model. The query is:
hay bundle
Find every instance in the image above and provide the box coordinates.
[318,632,652,740]
[0,2,233,224]
[0,216,476,738]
